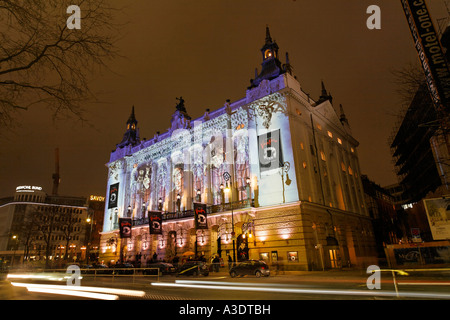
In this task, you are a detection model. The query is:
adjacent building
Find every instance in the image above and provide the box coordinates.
[99,27,377,270]
[0,186,101,267]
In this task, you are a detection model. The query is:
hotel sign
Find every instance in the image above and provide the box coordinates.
[400,0,450,113]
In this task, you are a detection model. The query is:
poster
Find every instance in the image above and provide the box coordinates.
[108,183,119,209]
[257,129,283,173]
[148,211,162,234]
[194,202,208,229]
[119,217,132,238]
[423,197,450,240]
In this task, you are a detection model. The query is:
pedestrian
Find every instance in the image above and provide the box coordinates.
[213,256,220,272]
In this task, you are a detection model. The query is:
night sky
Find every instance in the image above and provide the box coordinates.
[0,0,447,199]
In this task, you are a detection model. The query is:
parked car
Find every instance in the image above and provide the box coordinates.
[177,261,209,277]
[112,263,134,275]
[143,262,176,275]
[229,260,270,278]
[94,264,113,274]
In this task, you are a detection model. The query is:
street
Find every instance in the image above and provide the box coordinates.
[2,268,449,301]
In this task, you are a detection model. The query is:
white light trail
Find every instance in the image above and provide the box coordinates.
[150,280,450,299]
[10,282,145,299]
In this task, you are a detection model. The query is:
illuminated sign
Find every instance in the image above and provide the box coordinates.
[16,185,42,192]
[89,195,105,202]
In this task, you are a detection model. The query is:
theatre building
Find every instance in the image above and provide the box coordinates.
[99,28,377,270]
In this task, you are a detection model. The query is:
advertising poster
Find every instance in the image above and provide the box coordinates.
[423,197,450,240]
[194,202,208,229]
[257,129,283,173]
[119,217,132,238]
[108,183,119,209]
[149,211,162,234]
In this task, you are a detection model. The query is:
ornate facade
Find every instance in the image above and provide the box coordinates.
[99,28,377,270]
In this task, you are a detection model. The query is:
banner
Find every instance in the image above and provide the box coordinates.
[108,183,119,209]
[257,129,283,173]
[400,0,450,113]
[194,202,208,229]
[119,218,132,238]
[148,211,162,234]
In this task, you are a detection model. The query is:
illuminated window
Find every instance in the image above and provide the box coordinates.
[351,147,355,153]
[300,142,304,150]
[337,138,342,144]
[327,131,333,138]
[320,151,326,161]
[296,109,301,116]
[316,124,322,130]
[264,49,273,59]
[302,161,307,168]
[348,166,353,175]
[341,162,346,171]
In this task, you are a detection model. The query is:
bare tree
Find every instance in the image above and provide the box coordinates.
[391,61,426,107]
[0,0,119,135]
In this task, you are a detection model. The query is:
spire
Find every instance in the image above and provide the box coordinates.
[339,104,349,126]
[116,105,140,149]
[284,52,293,75]
[127,105,137,125]
[249,26,284,88]
[316,81,333,105]
[265,25,272,44]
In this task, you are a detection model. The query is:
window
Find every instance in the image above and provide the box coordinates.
[327,131,333,138]
[302,161,307,168]
[320,151,326,161]
[316,124,322,130]
[337,138,342,144]
[341,162,346,172]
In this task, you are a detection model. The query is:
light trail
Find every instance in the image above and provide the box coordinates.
[10,282,146,300]
[151,280,450,299]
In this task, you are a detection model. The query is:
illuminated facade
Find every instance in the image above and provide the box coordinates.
[100,28,377,270]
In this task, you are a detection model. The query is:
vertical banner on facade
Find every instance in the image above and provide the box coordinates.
[194,203,208,229]
[108,183,119,209]
[149,211,162,234]
[257,129,283,172]
[400,0,450,113]
[119,218,132,238]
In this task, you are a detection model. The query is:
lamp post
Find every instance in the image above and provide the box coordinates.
[223,174,236,267]
[246,177,251,206]
[85,213,94,264]
[158,197,163,211]
[176,194,181,214]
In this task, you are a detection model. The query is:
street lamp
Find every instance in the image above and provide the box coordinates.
[176,194,181,213]
[85,213,94,264]
[223,173,236,267]
[158,197,163,211]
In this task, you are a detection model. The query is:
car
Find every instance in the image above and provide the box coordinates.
[229,260,270,278]
[176,261,209,277]
[143,262,176,275]
[112,263,134,275]
[93,264,113,274]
